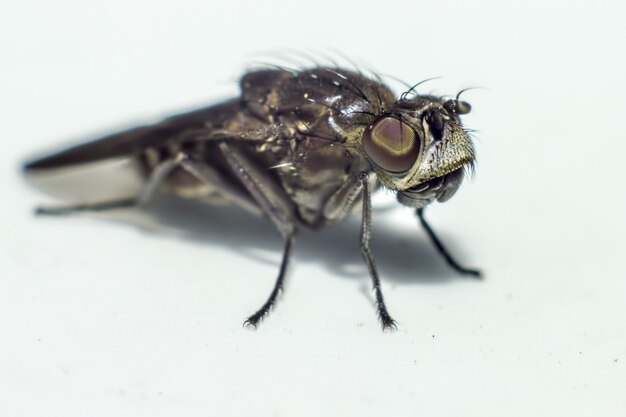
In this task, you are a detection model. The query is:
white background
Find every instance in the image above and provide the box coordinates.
[1,1,625,416]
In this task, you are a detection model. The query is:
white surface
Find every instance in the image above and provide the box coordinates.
[1,1,625,416]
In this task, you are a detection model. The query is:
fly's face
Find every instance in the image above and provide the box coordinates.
[361,96,475,208]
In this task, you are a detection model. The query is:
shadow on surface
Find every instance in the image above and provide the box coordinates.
[24,163,479,286]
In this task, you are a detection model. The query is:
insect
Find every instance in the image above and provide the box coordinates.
[24,65,480,330]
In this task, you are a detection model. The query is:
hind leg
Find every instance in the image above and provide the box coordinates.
[34,153,186,216]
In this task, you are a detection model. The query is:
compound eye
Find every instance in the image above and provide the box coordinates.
[363,117,420,173]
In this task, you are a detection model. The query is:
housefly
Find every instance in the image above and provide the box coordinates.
[24,65,480,330]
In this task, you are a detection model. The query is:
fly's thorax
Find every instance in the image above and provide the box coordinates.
[356,96,475,207]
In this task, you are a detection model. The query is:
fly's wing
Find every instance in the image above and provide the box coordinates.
[24,99,240,171]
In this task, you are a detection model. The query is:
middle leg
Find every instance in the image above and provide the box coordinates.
[218,141,297,327]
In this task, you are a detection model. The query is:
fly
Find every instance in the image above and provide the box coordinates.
[24,65,481,331]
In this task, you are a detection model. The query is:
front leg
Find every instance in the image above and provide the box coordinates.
[359,172,397,331]
[417,208,481,278]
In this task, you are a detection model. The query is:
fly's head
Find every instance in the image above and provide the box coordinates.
[360,95,475,208]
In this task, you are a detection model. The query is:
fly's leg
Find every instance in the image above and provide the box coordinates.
[416,208,481,278]
[218,142,297,327]
[35,153,187,215]
[179,158,261,217]
[35,198,138,215]
[243,234,294,327]
[322,173,364,222]
[359,172,397,331]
